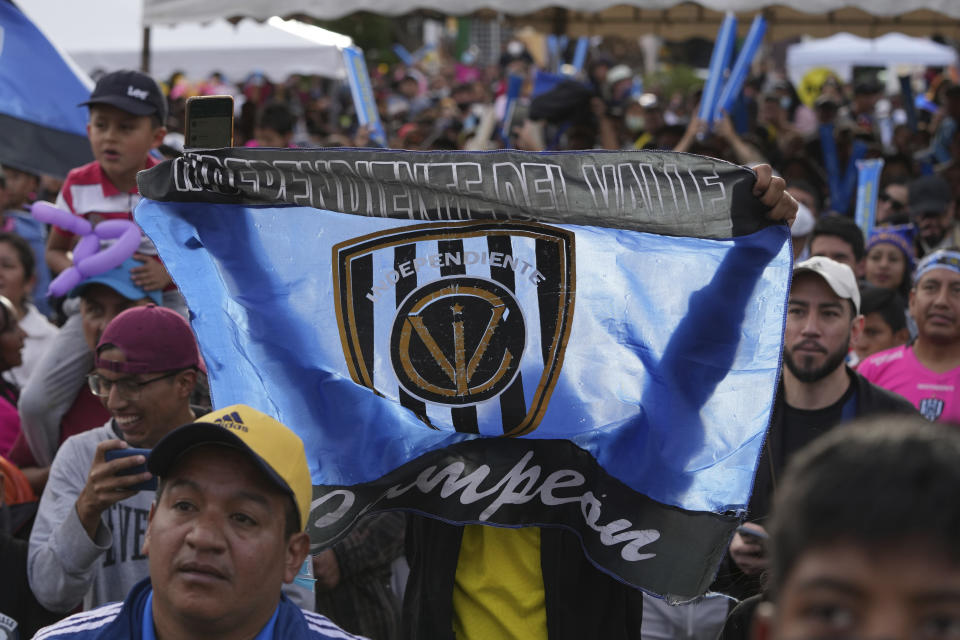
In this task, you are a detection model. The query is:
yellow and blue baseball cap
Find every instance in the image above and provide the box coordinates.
[147,404,312,531]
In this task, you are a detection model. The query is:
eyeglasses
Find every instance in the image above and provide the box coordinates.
[878,191,905,213]
[87,370,183,399]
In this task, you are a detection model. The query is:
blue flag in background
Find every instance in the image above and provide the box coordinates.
[0,1,92,177]
[136,148,790,601]
[341,46,387,147]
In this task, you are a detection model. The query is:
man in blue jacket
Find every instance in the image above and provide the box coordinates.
[33,404,364,640]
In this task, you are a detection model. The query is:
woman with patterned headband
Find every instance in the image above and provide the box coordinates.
[858,249,960,423]
[864,225,915,300]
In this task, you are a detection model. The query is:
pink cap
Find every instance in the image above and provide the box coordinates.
[95,305,204,374]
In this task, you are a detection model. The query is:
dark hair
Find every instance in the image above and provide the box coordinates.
[155,459,301,539]
[811,215,866,261]
[859,285,906,332]
[0,295,16,334]
[0,232,35,283]
[786,179,823,214]
[0,232,35,313]
[768,416,960,599]
[257,102,295,136]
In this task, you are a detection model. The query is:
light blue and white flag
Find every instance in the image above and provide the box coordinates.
[136,148,790,601]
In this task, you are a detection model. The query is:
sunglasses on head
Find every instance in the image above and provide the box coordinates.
[878,191,905,212]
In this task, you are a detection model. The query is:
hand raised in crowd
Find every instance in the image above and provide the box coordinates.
[729,522,768,576]
[75,439,152,540]
[312,548,342,592]
[712,112,737,141]
[753,163,798,227]
[590,96,608,120]
[514,118,546,152]
[130,253,173,291]
[353,125,371,148]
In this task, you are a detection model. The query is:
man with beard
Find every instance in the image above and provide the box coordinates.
[909,175,959,258]
[715,256,914,601]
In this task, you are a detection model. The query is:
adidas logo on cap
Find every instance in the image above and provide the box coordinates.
[214,411,248,433]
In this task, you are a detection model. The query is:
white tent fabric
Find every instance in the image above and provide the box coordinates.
[19,0,352,82]
[142,0,960,25]
[785,32,959,87]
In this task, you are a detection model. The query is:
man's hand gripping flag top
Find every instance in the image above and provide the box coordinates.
[135,148,792,603]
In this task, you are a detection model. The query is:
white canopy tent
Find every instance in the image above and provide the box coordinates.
[785,32,959,87]
[19,0,353,82]
[142,0,960,23]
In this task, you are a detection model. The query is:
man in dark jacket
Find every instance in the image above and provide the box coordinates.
[716,256,915,603]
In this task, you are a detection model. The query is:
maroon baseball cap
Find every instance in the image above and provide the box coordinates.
[94,305,204,374]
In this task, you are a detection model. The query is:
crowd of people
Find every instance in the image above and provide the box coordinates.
[0,29,958,640]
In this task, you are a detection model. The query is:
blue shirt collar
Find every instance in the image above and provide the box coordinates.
[141,587,280,639]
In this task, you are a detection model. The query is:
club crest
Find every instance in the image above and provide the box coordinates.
[333,220,575,436]
[919,397,945,422]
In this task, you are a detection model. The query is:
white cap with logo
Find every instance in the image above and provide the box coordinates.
[793,256,860,315]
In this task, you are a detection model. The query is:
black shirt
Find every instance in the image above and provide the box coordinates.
[778,373,857,478]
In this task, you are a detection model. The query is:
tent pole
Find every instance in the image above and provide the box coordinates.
[141,26,151,73]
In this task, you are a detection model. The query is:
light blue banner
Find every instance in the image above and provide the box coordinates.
[136,201,790,515]
[341,46,387,147]
[571,36,589,74]
[698,12,737,127]
[855,158,885,238]
[134,147,791,598]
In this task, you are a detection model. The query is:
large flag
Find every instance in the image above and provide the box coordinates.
[0,0,92,177]
[136,148,790,602]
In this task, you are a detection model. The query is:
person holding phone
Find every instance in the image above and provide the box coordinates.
[33,405,361,640]
[27,305,202,613]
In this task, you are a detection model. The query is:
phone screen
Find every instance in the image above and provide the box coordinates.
[185,95,234,149]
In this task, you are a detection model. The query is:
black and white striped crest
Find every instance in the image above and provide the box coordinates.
[333,220,575,436]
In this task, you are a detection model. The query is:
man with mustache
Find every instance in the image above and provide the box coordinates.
[859,249,960,423]
[717,256,914,600]
[32,405,361,639]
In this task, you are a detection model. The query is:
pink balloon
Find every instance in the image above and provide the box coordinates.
[31,202,92,236]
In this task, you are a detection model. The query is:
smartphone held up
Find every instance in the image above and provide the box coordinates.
[185,95,235,149]
[104,447,157,492]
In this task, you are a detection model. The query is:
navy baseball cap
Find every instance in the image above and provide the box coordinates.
[79,70,168,123]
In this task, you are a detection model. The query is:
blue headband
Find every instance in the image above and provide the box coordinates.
[866,225,916,271]
[914,250,960,284]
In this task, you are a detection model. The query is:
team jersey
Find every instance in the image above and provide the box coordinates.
[858,344,960,423]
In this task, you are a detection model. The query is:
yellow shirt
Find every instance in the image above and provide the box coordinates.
[452,525,548,640]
